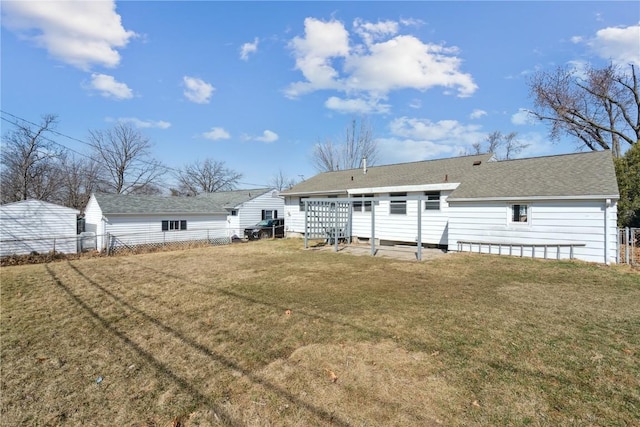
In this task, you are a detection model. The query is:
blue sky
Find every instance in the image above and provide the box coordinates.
[2,1,639,189]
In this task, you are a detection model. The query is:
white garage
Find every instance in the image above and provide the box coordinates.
[0,199,79,256]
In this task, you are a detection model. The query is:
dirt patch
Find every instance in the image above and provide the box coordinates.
[196,341,452,426]
[310,242,449,262]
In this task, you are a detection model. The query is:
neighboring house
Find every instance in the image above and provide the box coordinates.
[196,188,284,239]
[84,188,283,251]
[0,199,80,256]
[281,151,619,264]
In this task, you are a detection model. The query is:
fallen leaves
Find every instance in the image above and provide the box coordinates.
[325,368,338,383]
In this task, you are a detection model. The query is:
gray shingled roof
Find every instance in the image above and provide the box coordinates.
[281,154,493,195]
[94,188,274,215]
[448,150,619,200]
[196,188,274,208]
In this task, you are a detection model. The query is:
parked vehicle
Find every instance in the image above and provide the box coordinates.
[244,218,285,240]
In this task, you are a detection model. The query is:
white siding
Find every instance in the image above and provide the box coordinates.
[84,194,105,249]
[284,196,306,234]
[447,199,618,264]
[103,214,227,249]
[284,191,452,246]
[0,200,79,256]
[228,190,284,238]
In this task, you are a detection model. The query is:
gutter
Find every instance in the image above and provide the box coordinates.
[448,194,620,202]
[281,189,347,197]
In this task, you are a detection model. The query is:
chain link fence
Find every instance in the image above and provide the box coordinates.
[1,227,232,264]
[618,227,639,266]
[105,228,231,255]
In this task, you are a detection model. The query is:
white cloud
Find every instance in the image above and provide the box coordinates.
[470,109,487,119]
[183,76,214,104]
[117,117,171,129]
[87,73,132,99]
[202,127,230,140]
[286,18,350,97]
[2,0,136,70]
[254,130,279,143]
[240,37,259,60]
[353,18,399,46]
[511,108,536,126]
[409,99,422,109]
[377,137,459,164]
[324,96,390,114]
[378,116,486,163]
[390,117,483,142]
[286,18,477,105]
[585,24,640,66]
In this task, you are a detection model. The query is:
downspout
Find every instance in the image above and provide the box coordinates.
[604,199,611,265]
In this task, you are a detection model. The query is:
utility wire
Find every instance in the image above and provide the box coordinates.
[1,110,273,189]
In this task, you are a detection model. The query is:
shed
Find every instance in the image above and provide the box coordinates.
[0,199,80,256]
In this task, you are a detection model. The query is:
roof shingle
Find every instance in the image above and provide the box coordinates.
[281,154,493,195]
[94,188,274,215]
[448,150,619,200]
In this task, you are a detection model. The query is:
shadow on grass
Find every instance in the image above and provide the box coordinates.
[54,262,351,427]
[88,259,447,423]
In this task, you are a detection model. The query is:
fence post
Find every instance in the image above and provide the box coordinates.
[53,238,56,254]
[617,228,620,264]
[106,232,110,256]
[626,227,630,264]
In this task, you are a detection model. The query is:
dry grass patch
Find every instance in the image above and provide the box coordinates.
[1,239,639,426]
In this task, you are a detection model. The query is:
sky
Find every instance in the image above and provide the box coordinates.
[1,1,639,190]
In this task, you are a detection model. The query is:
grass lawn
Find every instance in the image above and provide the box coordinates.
[1,239,639,426]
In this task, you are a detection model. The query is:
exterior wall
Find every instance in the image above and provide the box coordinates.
[284,196,306,234]
[447,199,618,264]
[284,191,452,246]
[84,194,105,249]
[0,200,79,256]
[227,190,284,238]
[102,214,227,249]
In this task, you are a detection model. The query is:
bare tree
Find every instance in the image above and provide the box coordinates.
[269,169,297,191]
[88,122,165,194]
[0,114,64,203]
[312,117,378,172]
[528,63,639,158]
[56,154,101,210]
[468,131,528,160]
[174,158,242,196]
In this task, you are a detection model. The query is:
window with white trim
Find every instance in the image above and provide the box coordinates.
[390,192,407,215]
[352,194,372,212]
[424,191,441,211]
[162,220,187,231]
[511,204,528,223]
[230,210,238,216]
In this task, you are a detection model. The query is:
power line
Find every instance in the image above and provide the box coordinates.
[1,110,275,190]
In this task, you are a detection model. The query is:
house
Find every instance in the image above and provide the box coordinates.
[281,151,619,264]
[0,199,80,256]
[84,188,283,251]
[196,188,284,239]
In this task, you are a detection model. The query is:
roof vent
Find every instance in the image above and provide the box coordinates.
[362,157,368,175]
[473,160,482,166]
